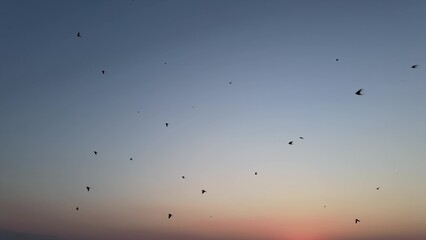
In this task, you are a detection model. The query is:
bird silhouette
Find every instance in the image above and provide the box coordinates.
[255,172,257,175]
[101,70,105,74]
[77,32,81,38]
[228,82,232,84]
[86,186,91,192]
[355,89,363,95]
[201,190,207,194]
[324,205,327,208]
[182,176,185,179]
[411,65,418,68]
[165,123,169,127]
[76,207,79,210]
[376,187,380,190]
[336,58,339,61]
[288,141,293,145]
[299,136,304,139]
[130,157,133,161]
[168,213,173,219]
[94,151,97,155]
[355,219,360,224]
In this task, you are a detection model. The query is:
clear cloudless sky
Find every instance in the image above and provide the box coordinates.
[1,0,426,239]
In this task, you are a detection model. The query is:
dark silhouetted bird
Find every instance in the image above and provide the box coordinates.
[164,62,167,64]
[336,58,339,61]
[165,123,169,127]
[94,151,97,155]
[229,82,232,84]
[255,172,258,175]
[376,187,380,190]
[202,190,207,194]
[300,137,304,139]
[355,219,360,224]
[288,141,293,145]
[76,207,79,210]
[86,186,91,192]
[355,89,363,95]
[182,176,185,179]
[168,213,173,219]
[130,157,133,161]
[324,205,327,208]
[411,65,418,69]
[102,70,105,74]
[77,32,81,38]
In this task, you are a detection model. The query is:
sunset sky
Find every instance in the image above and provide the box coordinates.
[1,0,426,239]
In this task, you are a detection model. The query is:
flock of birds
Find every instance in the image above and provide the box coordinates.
[74,31,420,225]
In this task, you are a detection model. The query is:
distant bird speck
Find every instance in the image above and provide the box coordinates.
[168,213,173,219]
[355,219,360,224]
[202,190,207,194]
[288,141,293,145]
[101,70,105,74]
[182,176,185,179]
[93,151,97,155]
[336,58,339,61]
[77,32,81,38]
[130,157,133,161]
[86,186,91,192]
[299,137,304,139]
[228,82,232,84]
[255,172,258,175]
[76,207,79,211]
[165,123,169,127]
[355,89,364,95]
[411,65,418,69]
[376,187,380,190]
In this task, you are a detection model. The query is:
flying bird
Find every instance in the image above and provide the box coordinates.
[101,70,105,74]
[165,123,169,127]
[168,213,173,219]
[323,205,327,208]
[255,172,258,175]
[376,187,380,190]
[76,207,79,211]
[355,219,360,224]
[77,32,81,38]
[93,151,97,155]
[288,141,293,145]
[182,176,185,179]
[86,186,91,192]
[411,65,418,68]
[299,136,304,139]
[130,157,133,161]
[201,190,207,194]
[228,81,232,84]
[336,58,339,61]
[355,89,364,95]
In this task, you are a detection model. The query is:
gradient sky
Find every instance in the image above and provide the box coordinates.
[1,0,426,239]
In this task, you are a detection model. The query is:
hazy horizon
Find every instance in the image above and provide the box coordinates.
[1,1,426,240]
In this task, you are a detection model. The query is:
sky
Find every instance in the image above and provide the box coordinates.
[1,0,426,239]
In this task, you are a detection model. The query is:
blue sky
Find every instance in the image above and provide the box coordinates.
[1,1,426,240]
